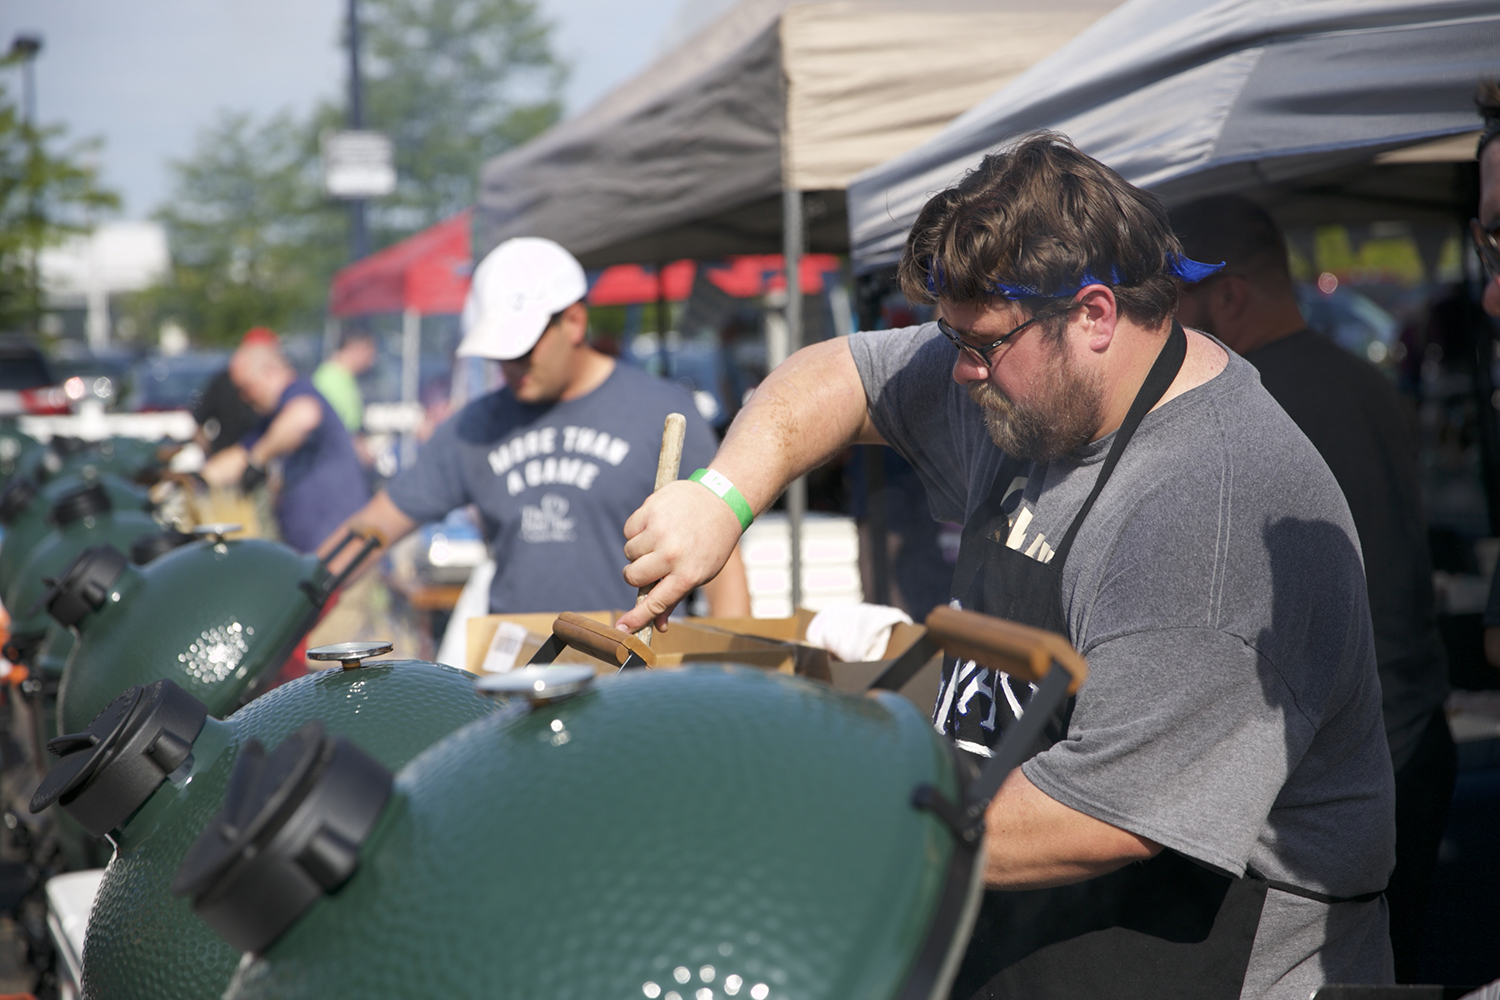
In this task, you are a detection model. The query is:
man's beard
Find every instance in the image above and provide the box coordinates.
[967,343,1105,463]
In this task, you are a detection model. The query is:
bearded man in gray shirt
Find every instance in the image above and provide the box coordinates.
[616,133,1394,1000]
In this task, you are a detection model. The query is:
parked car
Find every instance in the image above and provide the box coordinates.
[48,344,140,412]
[0,334,68,415]
[127,351,229,413]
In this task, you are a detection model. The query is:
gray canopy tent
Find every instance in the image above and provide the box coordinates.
[848,0,1500,271]
[475,0,1119,270]
[475,0,1119,606]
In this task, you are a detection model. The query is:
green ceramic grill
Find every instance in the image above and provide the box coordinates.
[42,435,170,486]
[49,527,381,735]
[31,643,501,1000]
[189,608,1088,1000]
[0,471,150,598]
[19,529,200,770]
[3,482,163,662]
[0,424,41,486]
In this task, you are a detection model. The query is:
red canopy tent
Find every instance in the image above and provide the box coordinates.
[328,212,843,317]
[330,211,474,318]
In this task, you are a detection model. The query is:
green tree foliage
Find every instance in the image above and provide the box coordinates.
[138,111,346,345]
[0,81,119,334]
[359,0,566,235]
[141,0,566,345]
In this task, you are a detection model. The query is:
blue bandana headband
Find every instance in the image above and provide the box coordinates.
[927,253,1225,300]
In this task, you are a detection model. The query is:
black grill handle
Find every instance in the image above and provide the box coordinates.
[309,529,384,606]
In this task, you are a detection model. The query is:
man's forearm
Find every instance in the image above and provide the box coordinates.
[250,397,321,466]
[981,769,1162,890]
[616,339,881,633]
[316,492,419,580]
[712,338,882,514]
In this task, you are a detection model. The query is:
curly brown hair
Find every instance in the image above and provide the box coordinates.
[897,132,1183,329]
[1478,77,1500,156]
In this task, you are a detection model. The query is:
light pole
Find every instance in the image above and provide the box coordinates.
[345,0,369,262]
[9,33,44,337]
[7,33,41,124]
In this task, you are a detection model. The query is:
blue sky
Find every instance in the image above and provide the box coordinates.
[0,0,729,218]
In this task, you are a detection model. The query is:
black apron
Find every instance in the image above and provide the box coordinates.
[940,322,1269,1000]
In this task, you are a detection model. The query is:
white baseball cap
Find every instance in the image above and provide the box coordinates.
[457,237,588,361]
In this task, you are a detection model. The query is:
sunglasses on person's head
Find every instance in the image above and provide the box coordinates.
[936,303,1079,369]
[1472,219,1500,282]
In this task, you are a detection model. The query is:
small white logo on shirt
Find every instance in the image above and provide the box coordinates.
[520,494,576,543]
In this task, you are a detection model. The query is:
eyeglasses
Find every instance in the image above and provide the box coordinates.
[1473,218,1500,282]
[936,305,1076,369]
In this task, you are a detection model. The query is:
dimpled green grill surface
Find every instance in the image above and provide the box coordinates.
[57,539,323,734]
[81,660,500,1000]
[227,665,960,1000]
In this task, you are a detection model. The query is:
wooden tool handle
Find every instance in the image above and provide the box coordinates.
[923,605,1088,694]
[554,611,657,668]
[654,412,687,490]
[636,413,688,644]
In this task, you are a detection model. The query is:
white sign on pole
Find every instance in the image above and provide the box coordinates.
[321,130,397,199]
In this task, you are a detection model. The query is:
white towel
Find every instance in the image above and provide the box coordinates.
[805,603,914,662]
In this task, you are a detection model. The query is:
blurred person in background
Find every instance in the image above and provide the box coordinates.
[202,330,377,658]
[314,324,378,469]
[192,327,270,457]
[1172,194,1452,982]
[314,324,377,434]
[202,330,369,551]
[318,237,749,622]
[1475,80,1500,678]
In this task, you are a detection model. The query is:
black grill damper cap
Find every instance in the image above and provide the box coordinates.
[41,545,129,627]
[172,720,393,954]
[130,529,196,565]
[51,482,113,526]
[0,476,38,525]
[31,679,209,836]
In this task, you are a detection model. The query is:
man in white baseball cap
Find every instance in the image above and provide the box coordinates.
[318,237,749,622]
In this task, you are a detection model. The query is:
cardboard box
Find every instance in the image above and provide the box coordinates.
[464,612,827,680]
[462,610,939,711]
[694,611,941,711]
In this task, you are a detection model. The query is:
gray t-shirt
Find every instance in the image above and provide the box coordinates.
[849,324,1396,1000]
[386,363,717,614]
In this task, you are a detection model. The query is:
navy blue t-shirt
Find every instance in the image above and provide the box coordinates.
[243,377,369,552]
[386,363,717,613]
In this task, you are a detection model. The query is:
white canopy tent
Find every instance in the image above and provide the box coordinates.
[847,0,1500,272]
[474,0,1119,269]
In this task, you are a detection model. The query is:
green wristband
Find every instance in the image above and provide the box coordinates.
[689,468,754,532]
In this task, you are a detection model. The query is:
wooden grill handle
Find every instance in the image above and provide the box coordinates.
[553,612,657,668]
[923,606,1088,694]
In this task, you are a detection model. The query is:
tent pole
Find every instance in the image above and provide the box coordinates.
[324,315,341,362]
[656,262,670,378]
[401,307,420,467]
[783,185,805,612]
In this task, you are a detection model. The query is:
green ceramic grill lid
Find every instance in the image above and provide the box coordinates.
[67,652,501,1000]
[0,425,41,485]
[51,536,329,733]
[0,471,150,596]
[218,664,972,1000]
[3,483,162,653]
[47,436,168,486]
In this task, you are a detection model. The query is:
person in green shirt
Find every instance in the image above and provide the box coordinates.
[312,327,377,433]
